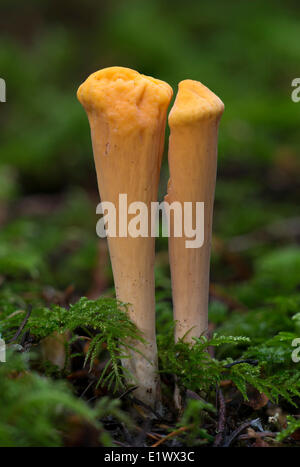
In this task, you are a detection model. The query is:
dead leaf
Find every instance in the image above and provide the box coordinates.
[246,387,269,410]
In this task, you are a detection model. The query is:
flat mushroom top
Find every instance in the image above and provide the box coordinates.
[77,66,173,134]
[168,80,224,127]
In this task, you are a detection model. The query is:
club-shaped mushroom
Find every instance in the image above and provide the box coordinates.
[77,67,172,408]
[166,80,224,344]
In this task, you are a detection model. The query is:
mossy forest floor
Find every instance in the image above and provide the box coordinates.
[1,179,300,447]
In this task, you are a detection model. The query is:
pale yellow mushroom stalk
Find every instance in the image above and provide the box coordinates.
[166,80,224,344]
[77,67,172,408]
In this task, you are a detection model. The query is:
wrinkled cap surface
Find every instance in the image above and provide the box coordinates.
[169,80,224,126]
[77,66,173,133]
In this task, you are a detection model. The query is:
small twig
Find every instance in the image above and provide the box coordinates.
[130,396,161,420]
[20,329,30,347]
[8,306,32,344]
[80,380,94,399]
[238,431,278,440]
[147,432,162,441]
[118,386,138,400]
[214,388,226,446]
[224,359,258,369]
[86,395,97,403]
[6,309,25,320]
[113,440,131,447]
[151,424,194,447]
[223,421,253,447]
[121,422,134,445]
[134,425,162,441]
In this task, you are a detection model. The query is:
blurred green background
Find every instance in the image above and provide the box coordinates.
[0,0,299,305]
